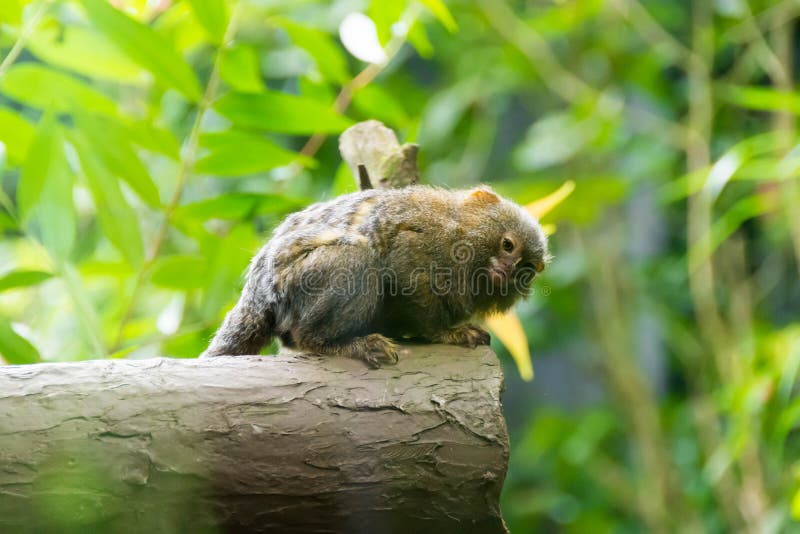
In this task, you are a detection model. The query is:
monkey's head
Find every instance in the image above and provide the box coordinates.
[460,187,549,313]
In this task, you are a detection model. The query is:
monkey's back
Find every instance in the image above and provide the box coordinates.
[265,187,463,266]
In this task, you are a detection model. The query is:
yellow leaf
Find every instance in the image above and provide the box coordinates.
[485,311,533,381]
[792,485,800,520]
[541,223,556,236]
[525,180,576,220]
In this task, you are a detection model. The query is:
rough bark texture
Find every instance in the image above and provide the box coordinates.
[0,345,509,533]
[339,120,420,189]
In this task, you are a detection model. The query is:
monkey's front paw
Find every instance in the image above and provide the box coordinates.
[361,334,399,368]
[437,325,491,348]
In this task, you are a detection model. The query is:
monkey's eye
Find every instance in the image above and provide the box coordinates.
[501,237,514,252]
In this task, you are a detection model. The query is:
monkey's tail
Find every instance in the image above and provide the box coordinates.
[200,281,276,358]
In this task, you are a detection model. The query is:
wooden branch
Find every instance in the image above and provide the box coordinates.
[339,120,420,189]
[0,345,509,532]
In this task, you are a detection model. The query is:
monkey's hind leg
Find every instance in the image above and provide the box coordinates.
[432,324,491,348]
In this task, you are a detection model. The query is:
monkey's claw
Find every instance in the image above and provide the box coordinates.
[361,334,399,368]
[437,325,491,348]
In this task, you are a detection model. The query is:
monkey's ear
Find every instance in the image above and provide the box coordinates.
[464,187,500,206]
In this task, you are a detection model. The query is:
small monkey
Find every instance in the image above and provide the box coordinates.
[202,186,548,367]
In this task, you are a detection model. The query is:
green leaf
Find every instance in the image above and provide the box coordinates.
[330,161,357,196]
[219,44,265,93]
[0,212,17,232]
[80,0,202,101]
[151,255,208,289]
[187,0,229,43]
[18,112,58,222]
[419,0,458,32]
[19,114,76,260]
[196,130,314,176]
[0,106,35,165]
[76,113,161,207]
[717,84,800,114]
[659,133,780,203]
[0,64,117,116]
[279,19,349,84]
[0,317,41,364]
[407,21,434,58]
[0,270,53,293]
[34,150,76,261]
[177,193,309,220]
[201,224,254,319]
[688,196,773,273]
[0,0,23,26]
[29,25,145,83]
[352,85,409,128]
[126,119,181,160]
[214,91,353,134]
[162,326,214,358]
[71,130,145,268]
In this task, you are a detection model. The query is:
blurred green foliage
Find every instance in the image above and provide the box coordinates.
[1,0,800,531]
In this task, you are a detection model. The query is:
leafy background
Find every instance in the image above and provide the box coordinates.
[1,0,800,531]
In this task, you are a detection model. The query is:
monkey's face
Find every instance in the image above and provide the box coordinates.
[460,190,549,311]
[487,231,546,296]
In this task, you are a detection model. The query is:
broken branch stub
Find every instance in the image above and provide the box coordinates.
[339,120,420,190]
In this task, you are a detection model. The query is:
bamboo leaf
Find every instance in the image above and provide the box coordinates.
[18,112,58,222]
[125,119,181,160]
[29,25,145,83]
[718,84,800,114]
[71,131,145,268]
[0,64,117,116]
[187,0,229,44]
[0,317,41,364]
[352,85,409,128]
[0,106,35,166]
[0,270,53,293]
[77,113,161,207]
[177,193,309,220]
[201,225,254,320]
[33,138,76,261]
[215,92,353,134]
[0,0,23,25]
[219,44,265,93]
[151,255,208,289]
[197,130,314,176]
[80,0,202,101]
[279,19,349,84]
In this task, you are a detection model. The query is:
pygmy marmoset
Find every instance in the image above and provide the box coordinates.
[202,185,549,366]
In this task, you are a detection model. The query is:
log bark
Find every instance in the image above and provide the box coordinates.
[0,345,509,533]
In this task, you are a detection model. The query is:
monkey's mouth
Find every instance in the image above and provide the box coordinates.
[489,267,506,285]
[488,258,511,285]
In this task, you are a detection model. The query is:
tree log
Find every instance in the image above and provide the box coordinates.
[0,345,509,532]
